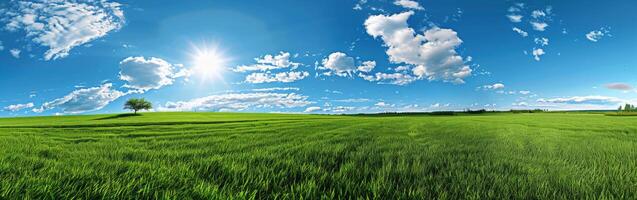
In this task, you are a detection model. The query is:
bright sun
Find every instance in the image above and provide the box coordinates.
[190,43,228,82]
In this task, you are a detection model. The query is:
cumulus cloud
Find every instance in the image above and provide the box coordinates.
[357,61,376,73]
[319,52,357,77]
[235,52,308,84]
[3,102,34,112]
[586,27,611,42]
[304,106,321,113]
[479,83,505,90]
[605,83,633,91]
[158,92,312,112]
[233,52,301,72]
[393,0,424,10]
[359,72,417,85]
[537,96,626,105]
[2,0,125,60]
[10,49,21,58]
[532,48,545,61]
[365,11,471,84]
[33,83,125,114]
[507,15,523,23]
[506,3,524,23]
[531,10,546,18]
[119,56,190,92]
[245,71,309,83]
[530,22,548,31]
[512,27,528,37]
[324,106,356,113]
[394,65,410,72]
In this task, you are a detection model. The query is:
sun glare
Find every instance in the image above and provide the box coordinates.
[190,43,229,82]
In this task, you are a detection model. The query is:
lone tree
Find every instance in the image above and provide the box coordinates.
[124,98,152,114]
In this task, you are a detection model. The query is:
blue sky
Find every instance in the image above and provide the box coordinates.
[1,0,636,116]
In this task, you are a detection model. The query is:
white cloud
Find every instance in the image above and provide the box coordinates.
[319,52,356,77]
[512,102,529,107]
[33,83,125,114]
[479,83,505,90]
[375,101,394,107]
[251,87,300,92]
[245,71,309,83]
[512,27,528,37]
[537,96,626,105]
[393,0,424,10]
[496,90,518,95]
[2,0,125,60]
[534,37,549,46]
[353,0,367,10]
[233,52,301,72]
[531,10,546,18]
[359,72,417,85]
[334,98,370,103]
[586,31,603,42]
[508,7,521,13]
[519,90,532,95]
[324,106,356,113]
[3,102,34,112]
[530,22,548,31]
[158,92,312,112]
[304,106,321,113]
[10,48,21,58]
[235,52,307,84]
[394,65,410,72]
[532,48,545,61]
[507,15,523,23]
[365,11,471,84]
[605,83,633,91]
[119,56,190,92]
[357,61,376,73]
[586,28,611,42]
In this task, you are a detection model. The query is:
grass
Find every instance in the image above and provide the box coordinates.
[606,112,637,116]
[1,112,636,199]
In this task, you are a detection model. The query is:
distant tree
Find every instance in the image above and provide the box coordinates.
[124,98,152,114]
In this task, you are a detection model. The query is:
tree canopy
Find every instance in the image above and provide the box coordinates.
[124,98,152,114]
[618,104,636,112]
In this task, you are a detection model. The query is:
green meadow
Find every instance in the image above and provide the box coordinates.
[1,112,636,199]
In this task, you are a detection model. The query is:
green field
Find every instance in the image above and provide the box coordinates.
[1,112,636,199]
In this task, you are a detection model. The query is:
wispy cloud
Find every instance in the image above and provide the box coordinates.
[2,0,125,60]
[158,92,312,112]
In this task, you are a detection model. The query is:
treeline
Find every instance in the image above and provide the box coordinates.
[510,109,547,113]
[347,109,547,117]
[618,104,637,112]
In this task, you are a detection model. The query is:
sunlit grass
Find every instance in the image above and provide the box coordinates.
[1,112,636,199]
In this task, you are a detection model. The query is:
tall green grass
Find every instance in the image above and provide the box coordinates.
[1,112,636,199]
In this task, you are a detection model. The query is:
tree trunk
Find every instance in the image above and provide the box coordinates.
[134,110,137,114]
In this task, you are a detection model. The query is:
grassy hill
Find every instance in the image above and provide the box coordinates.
[1,112,636,199]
